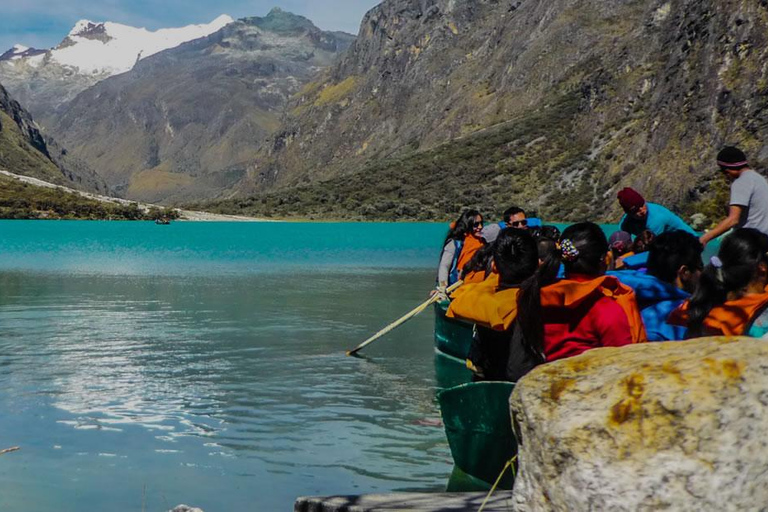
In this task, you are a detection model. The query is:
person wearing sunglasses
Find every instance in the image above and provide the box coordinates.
[700,146,768,247]
[617,187,697,239]
[481,206,528,244]
[436,209,486,289]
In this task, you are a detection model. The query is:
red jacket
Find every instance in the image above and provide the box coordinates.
[541,275,642,362]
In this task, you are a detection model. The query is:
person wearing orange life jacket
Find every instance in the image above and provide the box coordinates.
[447,229,545,381]
[537,222,647,362]
[436,210,485,289]
[669,228,768,338]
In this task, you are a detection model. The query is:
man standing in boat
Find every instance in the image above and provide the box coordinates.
[700,146,768,246]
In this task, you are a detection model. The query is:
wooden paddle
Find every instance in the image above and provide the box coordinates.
[346,280,463,356]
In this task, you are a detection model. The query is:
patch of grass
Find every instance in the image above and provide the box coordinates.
[0,175,178,220]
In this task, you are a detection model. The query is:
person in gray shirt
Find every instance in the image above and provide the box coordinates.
[700,147,768,246]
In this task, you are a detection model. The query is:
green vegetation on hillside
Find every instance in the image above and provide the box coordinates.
[193,95,605,221]
[0,175,179,220]
[0,111,66,186]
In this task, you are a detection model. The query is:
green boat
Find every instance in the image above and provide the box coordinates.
[438,381,517,492]
[433,300,474,363]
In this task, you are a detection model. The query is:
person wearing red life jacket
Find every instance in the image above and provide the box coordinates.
[536,222,647,362]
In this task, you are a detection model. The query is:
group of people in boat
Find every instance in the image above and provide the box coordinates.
[437,146,768,382]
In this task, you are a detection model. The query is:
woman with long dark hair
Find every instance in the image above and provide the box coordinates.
[536,222,646,361]
[437,209,485,288]
[677,228,768,337]
[447,229,545,381]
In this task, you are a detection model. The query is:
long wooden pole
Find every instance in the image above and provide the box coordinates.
[346,281,463,356]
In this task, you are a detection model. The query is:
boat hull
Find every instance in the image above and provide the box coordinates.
[433,301,473,362]
[438,381,517,491]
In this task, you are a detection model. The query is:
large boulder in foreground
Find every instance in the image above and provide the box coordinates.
[510,337,768,511]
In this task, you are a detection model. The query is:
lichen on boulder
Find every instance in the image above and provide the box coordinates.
[510,337,768,511]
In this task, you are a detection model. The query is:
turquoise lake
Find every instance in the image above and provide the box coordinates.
[0,220,472,511]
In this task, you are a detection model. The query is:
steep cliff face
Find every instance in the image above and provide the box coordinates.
[231,0,768,221]
[50,9,354,203]
[0,83,106,193]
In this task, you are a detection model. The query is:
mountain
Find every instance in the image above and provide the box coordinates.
[218,0,768,222]
[0,15,233,122]
[48,8,355,203]
[0,82,106,194]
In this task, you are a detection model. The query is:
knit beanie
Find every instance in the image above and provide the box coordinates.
[617,187,645,213]
[717,146,748,169]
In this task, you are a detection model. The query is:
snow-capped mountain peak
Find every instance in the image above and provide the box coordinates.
[0,44,45,62]
[5,14,234,75]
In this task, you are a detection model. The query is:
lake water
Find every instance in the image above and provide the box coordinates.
[0,221,471,511]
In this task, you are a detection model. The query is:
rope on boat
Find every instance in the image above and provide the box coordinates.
[478,455,517,512]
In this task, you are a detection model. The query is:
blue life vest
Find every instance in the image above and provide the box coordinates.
[448,239,464,285]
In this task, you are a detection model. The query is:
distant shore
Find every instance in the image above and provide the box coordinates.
[0,169,270,222]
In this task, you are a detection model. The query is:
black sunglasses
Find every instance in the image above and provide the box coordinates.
[510,219,528,227]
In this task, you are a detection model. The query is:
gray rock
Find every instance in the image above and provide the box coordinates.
[510,337,768,511]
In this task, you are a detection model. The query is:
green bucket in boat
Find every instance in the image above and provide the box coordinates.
[438,381,517,491]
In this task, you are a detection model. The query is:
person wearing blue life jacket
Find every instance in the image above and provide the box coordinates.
[618,187,697,237]
[610,230,703,341]
[482,206,528,244]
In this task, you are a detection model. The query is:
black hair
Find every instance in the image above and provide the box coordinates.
[647,230,703,284]
[443,209,482,246]
[462,242,495,277]
[502,206,526,223]
[687,228,768,338]
[632,230,655,254]
[493,229,545,361]
[717,146,749,170]
[538,222,608,280]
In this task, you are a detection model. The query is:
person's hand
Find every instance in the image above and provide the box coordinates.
[699,234,709,248]
[430,285,448,301]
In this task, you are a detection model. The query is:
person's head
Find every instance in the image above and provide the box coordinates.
[632,230,656,254]
[687,228,768,337]
[492,229,538,288]
[609,230,632,257]
[445,209,483,244]
[646,230,704,292]
[717,146,750,181]
[491,229,546,362]
[617,188,647,220]
[534,226,561,266]
[462,242,495,277]
[503,206,528,230]
[541,222,609,279]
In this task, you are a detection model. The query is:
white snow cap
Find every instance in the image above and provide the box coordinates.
[52,14,234,75]
[11,44,30,52]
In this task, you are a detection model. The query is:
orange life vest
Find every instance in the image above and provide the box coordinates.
[456,234,485,274]
[669,292,768,336]
[447,274,520,331]
[540,275,648,343]
[462,270,490,284]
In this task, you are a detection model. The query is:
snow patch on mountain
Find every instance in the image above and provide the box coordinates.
[4,14,233,76]
[0,44,45,62]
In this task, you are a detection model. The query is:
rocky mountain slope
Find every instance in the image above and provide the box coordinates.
[222,0,768,222]
[0,82,106,193]
[49,8,355,203]
[0,15,232,122]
